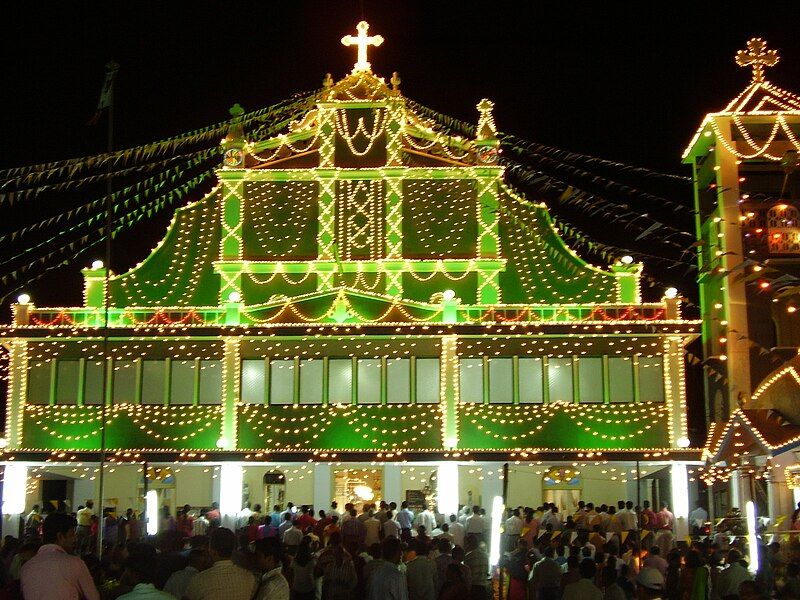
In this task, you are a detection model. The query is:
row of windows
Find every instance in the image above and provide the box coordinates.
[26,355,664,406]
[242,358,440,405]
[27,359,222,406]
[459,356,664,404]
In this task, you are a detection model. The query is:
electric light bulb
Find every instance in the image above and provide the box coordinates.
[16,294,30,305]
[664,288,678,299]
[620,255,633,265]
[442,289,456,301]
[91,260,104,270]
[676,436,691,448]
[228,291,242,302]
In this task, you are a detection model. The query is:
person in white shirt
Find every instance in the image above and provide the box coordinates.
[465,506,486,543]
[449,514,466,548]
[236,503,253,530]
[689,502,708,534]
[383,511,401,539]
[364,514,381,547]
[618,501,637,532]
[328,501,342,521]
[283,522,303,553]
[504,508,523,551]
[416,506,436,534]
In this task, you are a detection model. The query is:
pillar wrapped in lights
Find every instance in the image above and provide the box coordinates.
[1,465,27,515]
[437,462,459,518]
[670,462,690,538]
[219,464,243,530]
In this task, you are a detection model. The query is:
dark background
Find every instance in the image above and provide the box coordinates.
[1,1,799,443]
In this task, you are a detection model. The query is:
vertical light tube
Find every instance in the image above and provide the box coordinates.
[670,462,689,538]
[1,465,27,515]
[145,490,158,535]
[437,462,459,518]
[745,500,759,573]
[220,464,243,530]
[489,495,504,571]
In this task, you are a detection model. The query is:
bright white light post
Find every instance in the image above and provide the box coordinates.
[745,500,759,573]
[437,463,459,517]
[670,462,689,538]
[145,490,158,535]
[219,464,243,530]
[489,495,505,574]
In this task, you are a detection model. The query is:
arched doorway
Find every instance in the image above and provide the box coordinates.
[263,470,286,511]
[541,467,582,515]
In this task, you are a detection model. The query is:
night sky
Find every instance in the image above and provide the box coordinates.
[1,2,799,440]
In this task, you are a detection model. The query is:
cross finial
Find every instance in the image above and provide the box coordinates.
[736,38,780,84]
[341,21,384,73]
[476,98,497,140]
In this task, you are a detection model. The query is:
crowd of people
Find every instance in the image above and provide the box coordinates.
[1,496,799,599]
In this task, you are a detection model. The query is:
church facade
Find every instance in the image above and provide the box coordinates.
[1,23,699,535]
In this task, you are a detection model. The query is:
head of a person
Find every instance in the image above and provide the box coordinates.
[389,502,397,511]
[328,532,342,547]
[401,501,408,510]
[331,515,339,524]
[660,502,668,510]
[253,504,261,513]
[254,537,283,572]
[438,538,452,554]
[123,543,158,586]
[465,534,478,551]
[368,542,382,560]
[274,504,281,512]
[449,514,457,523]
[626,501,634,510]
[86,500,94,509]
[417,526,426,537]
[382,536,403,564]
[636,567,666,598]
[126,508,133,517]
[385,511,392,520]
[43,513,77,553]
[331,501,337,510]
[284,512,293,522]
[727,549,742,565]
[318,510,326,519]
[543,545,555,558]
[349,508,357,518]
[445,562,464,584]
[209,527,235,561]
[452,545,466,562]
[567,555,580,570]
[643,500,650,509]
[618,501,625,510]
[587,503,594,511]
[602,564,618,587]
[579,558,596,580]
[211,502,219,510]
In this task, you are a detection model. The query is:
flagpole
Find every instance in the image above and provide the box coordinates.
[97,59,118,557]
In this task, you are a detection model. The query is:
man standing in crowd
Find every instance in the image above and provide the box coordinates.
[366,537,408,600]
[504,508,523,551]
[75,499,94,554]
[464,534,489,600]
[449,513,466,548]
[185,528,258,600]
[396,501,414,542]
[21,512,100,600]
[252,537,290,600]
[466,505,486,544]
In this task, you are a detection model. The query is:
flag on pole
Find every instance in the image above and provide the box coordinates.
[88,60,119,125]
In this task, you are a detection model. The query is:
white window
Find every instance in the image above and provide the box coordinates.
[84,360,105,405]
[519,357,543,404]
[241,359,266,404]
[270,360,295,405]
[459,358,483,403]
[141,361,165,405]
[328,359,353,405]
[27,361,51,405]
[638,356,665,402]
[56,361,80,405]
[199,360,222,405]
[299,359,323,405]
[416,358,440,404]
[488,358,513,404]
[170,360,196,405]
[578,357,603,403]
[357,359,381,404]
[609,357,634,403]
[113,360,137,404]
[386,358,411,404]
[548,358,573,403]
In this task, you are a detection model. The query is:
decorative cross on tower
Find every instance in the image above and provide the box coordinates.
[735,38,780,84]
[341,21,384,73]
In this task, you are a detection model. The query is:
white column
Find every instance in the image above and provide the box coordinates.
[730,471,742,509]
[437,463,459,518]
[2,464,27,537]
[671,462,689,539]
[219,464,243,530]
[383,464,402,505]
[480,462,503,509]
[314,464,332,512]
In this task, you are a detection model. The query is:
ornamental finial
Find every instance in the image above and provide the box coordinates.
[476,98,497,140]
[341,21,384,73]
[736,38,779,84]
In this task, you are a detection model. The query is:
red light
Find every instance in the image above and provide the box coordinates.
[759,281,770,289]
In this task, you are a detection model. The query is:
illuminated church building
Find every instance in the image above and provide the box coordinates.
[1,23,700,534]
